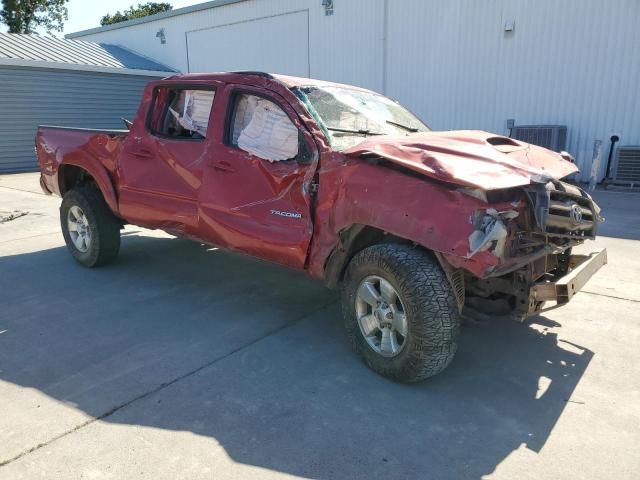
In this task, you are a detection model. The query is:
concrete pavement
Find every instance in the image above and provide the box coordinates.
[1,173,639,479]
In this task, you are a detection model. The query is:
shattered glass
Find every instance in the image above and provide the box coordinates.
[295,86,429,150]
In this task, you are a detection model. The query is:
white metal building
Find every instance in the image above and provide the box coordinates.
[67,0,640,183]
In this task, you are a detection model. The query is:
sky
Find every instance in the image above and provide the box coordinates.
[0,0,203,36]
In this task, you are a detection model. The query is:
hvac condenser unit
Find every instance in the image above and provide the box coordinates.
[510,125,567,152]
[613,146,640,185]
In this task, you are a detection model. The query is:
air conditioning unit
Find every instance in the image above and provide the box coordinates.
[613,146,640,185]
[510,125,567,152]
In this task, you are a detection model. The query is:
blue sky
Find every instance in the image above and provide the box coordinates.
[1,0,202,36]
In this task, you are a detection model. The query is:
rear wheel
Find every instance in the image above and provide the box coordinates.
[60,186,121,267]
[341,244,460,383]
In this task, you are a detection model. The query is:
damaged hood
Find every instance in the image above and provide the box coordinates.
[343,130,578,190]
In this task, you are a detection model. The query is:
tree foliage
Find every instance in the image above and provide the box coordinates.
[0,0,69,34]
[100,2,172,26]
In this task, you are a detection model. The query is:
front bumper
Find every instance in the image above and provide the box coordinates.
[531,248,608,306]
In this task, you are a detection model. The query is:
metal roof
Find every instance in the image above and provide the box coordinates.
[66,0,248,38]
[0,33,174,72]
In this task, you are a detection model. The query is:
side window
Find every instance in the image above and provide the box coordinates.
[149,87,215,140]
[228,93,299,162]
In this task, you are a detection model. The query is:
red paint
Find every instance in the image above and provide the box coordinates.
[36,73,582,280]
[343,131,578,190]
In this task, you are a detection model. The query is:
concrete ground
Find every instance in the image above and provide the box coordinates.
[0,172,638,480]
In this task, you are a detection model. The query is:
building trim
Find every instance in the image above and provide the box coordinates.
[66,0,250,38]
[0,58,172,77]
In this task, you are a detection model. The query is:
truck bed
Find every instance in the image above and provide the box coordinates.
[36,125,128,197]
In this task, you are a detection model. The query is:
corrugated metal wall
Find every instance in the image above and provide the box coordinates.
[71,0,640,181]
[386,0,640,181]
[0,66,156,172]
[186,10,311,75]
[73,0,386,90]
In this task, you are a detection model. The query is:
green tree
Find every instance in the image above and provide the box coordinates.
[0,0,69,33]
[100,2,172,26]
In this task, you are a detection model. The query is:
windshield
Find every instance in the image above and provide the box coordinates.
[294,86,430,150]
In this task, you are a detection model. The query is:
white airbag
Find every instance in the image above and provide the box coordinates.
[237,98,298,162]
[169,90,215,137]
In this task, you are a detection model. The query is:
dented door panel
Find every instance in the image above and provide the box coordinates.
[117,81,222,235]
[197,84,318,269]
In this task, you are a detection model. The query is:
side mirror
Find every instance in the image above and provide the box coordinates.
[297,130,313,165]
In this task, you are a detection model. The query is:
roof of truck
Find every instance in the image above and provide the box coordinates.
[164,71,376,93]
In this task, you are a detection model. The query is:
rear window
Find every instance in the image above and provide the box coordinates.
[148,87,215,140]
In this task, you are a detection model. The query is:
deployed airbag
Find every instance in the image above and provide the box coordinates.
[169,90,215,137]
[237,97,298,162]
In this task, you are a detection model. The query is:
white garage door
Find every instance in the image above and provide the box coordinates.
[186,11,309,77]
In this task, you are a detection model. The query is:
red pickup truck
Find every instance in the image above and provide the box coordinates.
[36,72,606,382]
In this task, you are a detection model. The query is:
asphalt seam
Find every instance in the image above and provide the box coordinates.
[0,232,61,245]
[0,300,336,468]
[0,185,48,196]
[582,290,640,304]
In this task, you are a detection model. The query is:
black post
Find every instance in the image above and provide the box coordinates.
[605,135,620,180]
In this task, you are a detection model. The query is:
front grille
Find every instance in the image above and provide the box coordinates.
[526,181,599,239]
[546,191,595,236]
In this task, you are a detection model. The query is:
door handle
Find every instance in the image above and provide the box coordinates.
[132,149,153,159]
[212,160,235,173]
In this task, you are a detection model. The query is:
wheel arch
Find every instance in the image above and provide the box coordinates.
[324,224,465,311]
[58,162,120,216]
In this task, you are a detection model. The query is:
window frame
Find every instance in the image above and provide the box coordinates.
[145,84,217,142]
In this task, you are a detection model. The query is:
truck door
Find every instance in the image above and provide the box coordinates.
[118,83,218,234]
[198,86,317,269]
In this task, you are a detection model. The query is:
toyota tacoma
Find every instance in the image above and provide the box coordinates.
[36,72,607,382]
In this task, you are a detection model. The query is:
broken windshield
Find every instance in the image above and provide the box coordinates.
[294,86,430,150]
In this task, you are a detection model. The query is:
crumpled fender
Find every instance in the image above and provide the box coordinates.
[307,155,523,281]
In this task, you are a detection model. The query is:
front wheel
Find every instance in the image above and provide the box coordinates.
[60,186,121,267]
[341,244,460,383]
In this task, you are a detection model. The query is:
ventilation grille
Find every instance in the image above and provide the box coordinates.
[511,125,567,152]
[613,146,640,184]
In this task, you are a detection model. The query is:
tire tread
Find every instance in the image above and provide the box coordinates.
[342,244,460,383]
[60,185,121,267]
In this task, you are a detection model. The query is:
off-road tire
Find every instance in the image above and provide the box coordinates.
[60,186,121,267]
[342,244,460,383]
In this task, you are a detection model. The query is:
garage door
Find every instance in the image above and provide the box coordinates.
[186,11,309,77]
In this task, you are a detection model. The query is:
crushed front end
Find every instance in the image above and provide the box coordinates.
[464,180,607,320]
